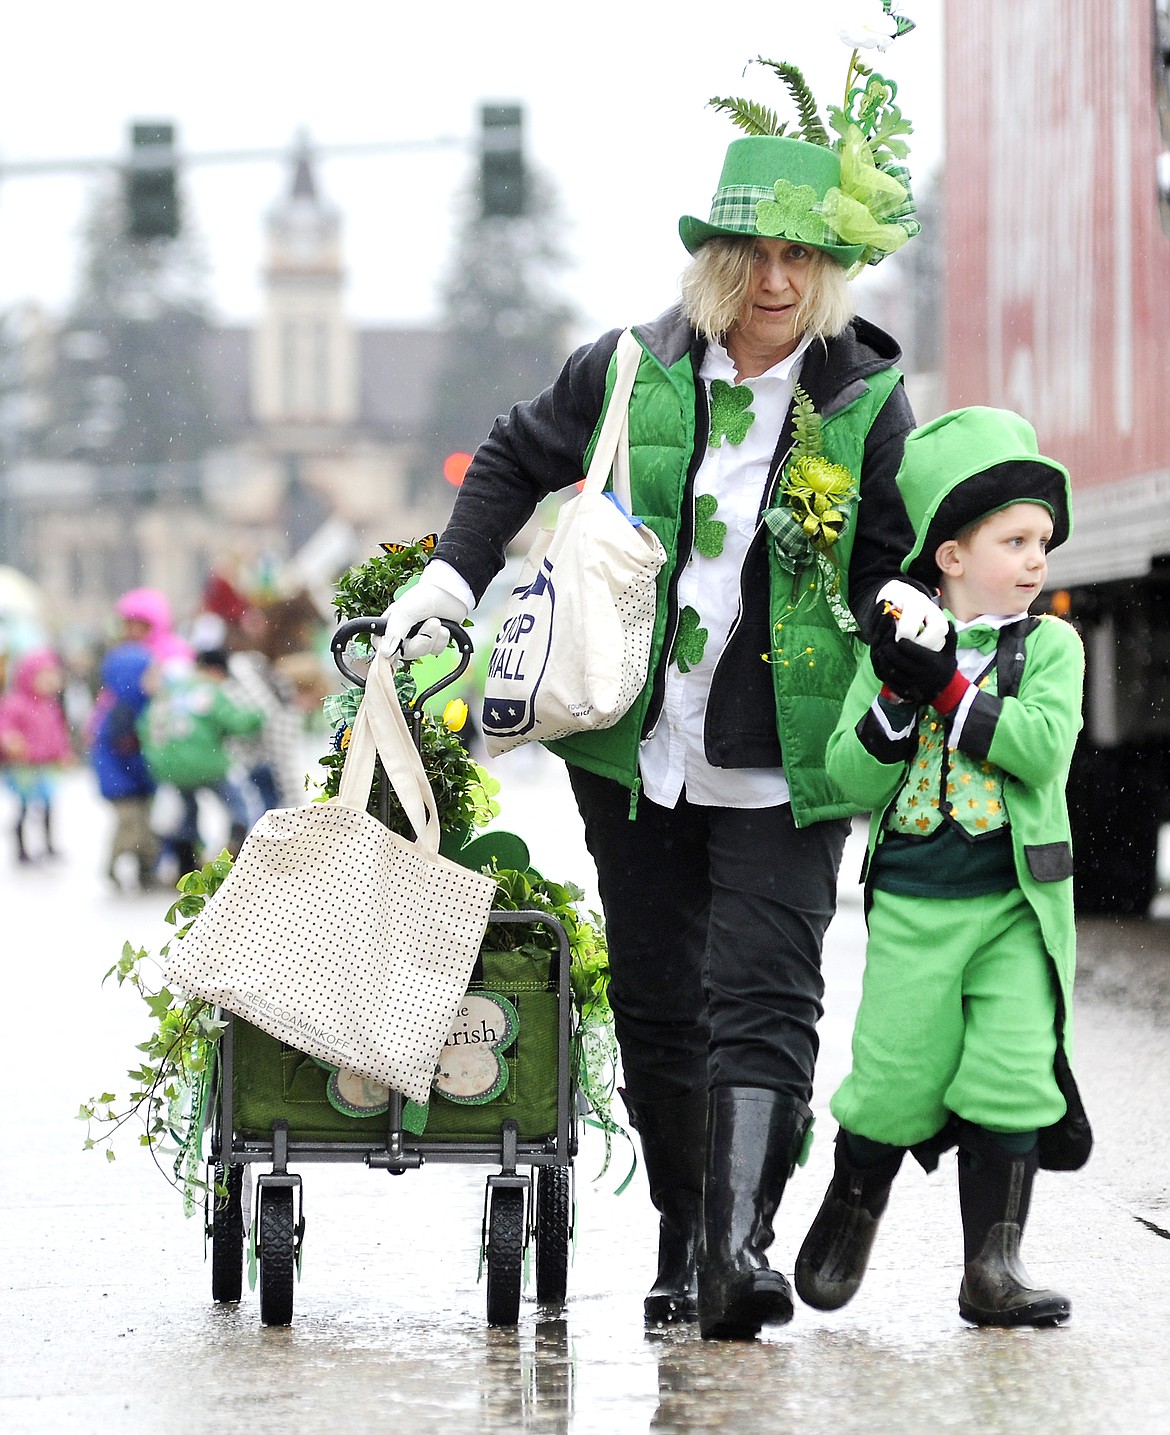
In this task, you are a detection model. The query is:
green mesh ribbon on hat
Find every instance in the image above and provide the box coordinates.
[818,124,918,259]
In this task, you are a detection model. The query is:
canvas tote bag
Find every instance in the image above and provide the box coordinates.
[165,654,498,1107]
[480,327,666,756]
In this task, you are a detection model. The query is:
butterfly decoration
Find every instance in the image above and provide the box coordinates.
[380,533,437,556]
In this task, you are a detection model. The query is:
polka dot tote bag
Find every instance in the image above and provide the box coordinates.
[165,656,498,1107]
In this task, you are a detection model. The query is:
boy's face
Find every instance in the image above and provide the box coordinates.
[934,502,1053,621]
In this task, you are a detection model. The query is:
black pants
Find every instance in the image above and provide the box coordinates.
[569,767,849,1103]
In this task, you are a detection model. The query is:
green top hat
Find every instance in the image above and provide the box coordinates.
[897,407,1073,585]
[679,136,868,267]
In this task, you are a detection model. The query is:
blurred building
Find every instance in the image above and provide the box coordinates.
[0,142,458,636]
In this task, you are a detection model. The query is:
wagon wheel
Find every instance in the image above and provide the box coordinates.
[485,1184,525,1326]
[534,1165,570,1307]
[257,1185,297,1326]
[210,1162,245,1303]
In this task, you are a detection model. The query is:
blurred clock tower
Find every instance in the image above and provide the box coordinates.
[252,134,357,427]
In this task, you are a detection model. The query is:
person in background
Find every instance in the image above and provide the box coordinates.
[795,408,1090,1327]
[114,587,194,672]
[89,638,158,890]
[138,647,262,873]
[0,649,74,863]
[196,574,317,818]
[376,28,930,1339]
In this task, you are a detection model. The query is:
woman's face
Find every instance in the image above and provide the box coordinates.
[726,238,815,373]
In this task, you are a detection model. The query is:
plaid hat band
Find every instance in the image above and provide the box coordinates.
[705,185,775,232]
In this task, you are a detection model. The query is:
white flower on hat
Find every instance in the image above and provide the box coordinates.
[837,0,899,51]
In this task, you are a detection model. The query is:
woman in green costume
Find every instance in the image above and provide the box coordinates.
[379,23,928,1339]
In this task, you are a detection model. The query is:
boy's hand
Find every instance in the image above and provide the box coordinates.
[871,623,960,707]
[874,580,948,651]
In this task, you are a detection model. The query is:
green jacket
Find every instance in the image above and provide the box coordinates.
[826,614,1085,1010]
[139,673,263,788]
[436,305,916,826]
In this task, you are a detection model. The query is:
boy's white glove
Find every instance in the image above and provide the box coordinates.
[874,580,948,652]
[377,575,468,661]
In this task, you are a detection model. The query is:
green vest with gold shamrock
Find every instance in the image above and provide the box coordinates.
[887,663,1009,842]
[547,330,902,827]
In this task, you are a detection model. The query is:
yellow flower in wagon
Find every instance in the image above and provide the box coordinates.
[443,698,469,733]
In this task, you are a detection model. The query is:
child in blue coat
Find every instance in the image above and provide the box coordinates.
[89,641,158,888]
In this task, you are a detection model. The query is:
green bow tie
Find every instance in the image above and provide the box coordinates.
[955,625,1002,653]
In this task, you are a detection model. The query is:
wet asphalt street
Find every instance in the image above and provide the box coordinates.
[3,758,1169,1435]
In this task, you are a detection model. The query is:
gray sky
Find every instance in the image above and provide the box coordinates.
[0,0,943,341]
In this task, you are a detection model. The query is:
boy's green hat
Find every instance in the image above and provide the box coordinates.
[678,136,868,267]
[897,407,1072,584]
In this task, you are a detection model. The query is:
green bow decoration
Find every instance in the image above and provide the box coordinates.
[764,503,816,575]
[956,625,1002,654]
[323,687,363,729]
[818,124,913,259]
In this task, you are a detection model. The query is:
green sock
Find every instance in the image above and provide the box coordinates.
[980,1127,1038,1156]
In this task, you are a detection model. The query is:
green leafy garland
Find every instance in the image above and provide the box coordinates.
[78,852,235,1209]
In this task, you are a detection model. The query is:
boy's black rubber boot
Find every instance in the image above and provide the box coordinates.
[957,1140,1070,1327]
[620,1088,706,1326]
[795,1130,904,1311]
[696,1086,809,1341]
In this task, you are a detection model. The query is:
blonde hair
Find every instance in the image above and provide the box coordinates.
[680,236,855,346]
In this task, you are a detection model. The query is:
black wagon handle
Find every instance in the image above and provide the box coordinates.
[330,617,473,708]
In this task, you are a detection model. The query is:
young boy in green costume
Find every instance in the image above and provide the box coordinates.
[794,406,1091,1327]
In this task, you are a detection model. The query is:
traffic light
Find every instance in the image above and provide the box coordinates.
[480,104,525,218]
[125,122,180,239]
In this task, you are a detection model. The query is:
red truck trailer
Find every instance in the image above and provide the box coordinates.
[944,0,1170,913]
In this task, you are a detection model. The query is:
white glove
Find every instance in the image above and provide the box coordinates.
[875,579,948,652]
[378,574,469,661]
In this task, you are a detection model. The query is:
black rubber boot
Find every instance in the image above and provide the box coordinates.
[795,1129,904,1310]
[697,1086,810,1340]
[957,1138,1071,1327]
[620,1088,706,1325]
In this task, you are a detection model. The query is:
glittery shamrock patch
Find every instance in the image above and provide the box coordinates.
[673,605,708,673]
[709,379,755,447]
[694,495,727,558]
[755,179,830,246]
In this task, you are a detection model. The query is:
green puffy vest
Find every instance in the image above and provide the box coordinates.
[548,335,902,827]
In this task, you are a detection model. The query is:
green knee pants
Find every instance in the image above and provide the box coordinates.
[830,886,1066,1147]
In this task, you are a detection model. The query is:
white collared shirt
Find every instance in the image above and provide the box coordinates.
[638,334,814,810]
